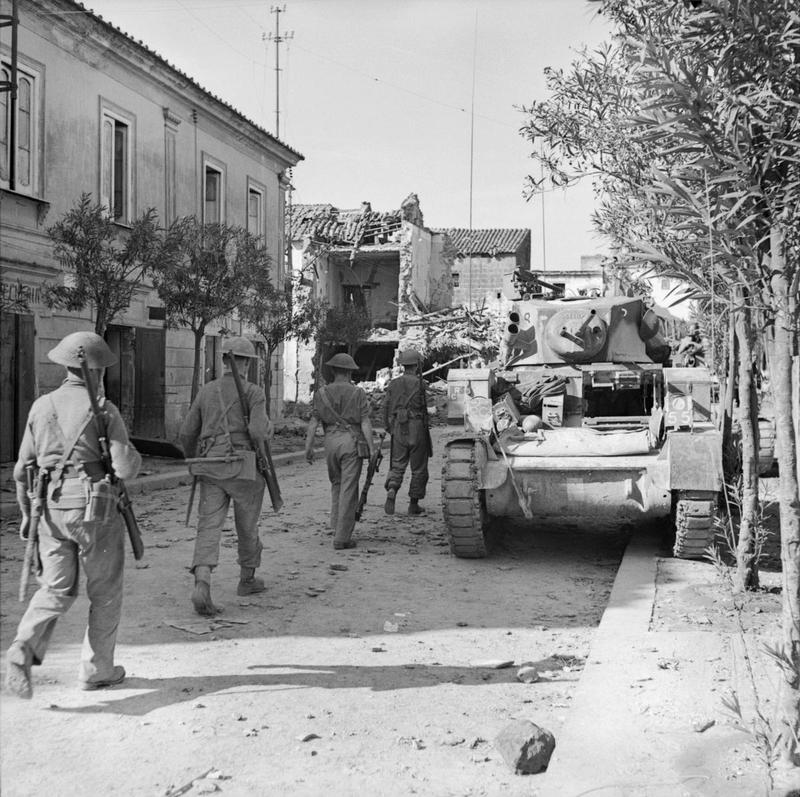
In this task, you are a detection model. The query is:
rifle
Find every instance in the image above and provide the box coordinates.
[18,465,47,602]
[224,352,283,512]
[185,476,197,527]
[419,369,433,457]
[77,349,144,560]
[355,433,385,521]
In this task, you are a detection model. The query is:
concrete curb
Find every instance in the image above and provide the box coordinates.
[0,445,327,520]
[542,530,763,796]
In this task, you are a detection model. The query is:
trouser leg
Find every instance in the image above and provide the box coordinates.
[78,517,125,682]
[407,429,430,500]
[334,451,363,545]
[12,508,79,666]
[231,477,265,569]
[192,479,230,571]
[385,432,409,493]
[326,435,344,532]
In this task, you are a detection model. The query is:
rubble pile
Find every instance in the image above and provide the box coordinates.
[357,369,450,428]
[398,303,499,363]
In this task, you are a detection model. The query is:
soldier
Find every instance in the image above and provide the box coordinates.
[383,348,432,515]
[304,353,375,549]
[5,331,142,699]
[180,337,273,616]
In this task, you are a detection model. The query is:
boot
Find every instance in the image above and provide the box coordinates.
[408,498,425,515]
[384,488,397,515]
[5,642,33,700]
[80,665,126,691]
[237,567,266,596]
[333,540,357,550]
[191,566,222,616]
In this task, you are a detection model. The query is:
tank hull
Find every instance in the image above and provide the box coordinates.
[483,453,671,521]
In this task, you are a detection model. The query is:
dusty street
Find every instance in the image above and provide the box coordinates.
[2,429,635,796]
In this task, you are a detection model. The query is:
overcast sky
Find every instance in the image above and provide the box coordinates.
[84,0,610,268]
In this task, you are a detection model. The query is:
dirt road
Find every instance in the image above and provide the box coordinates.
[0,429,633,796]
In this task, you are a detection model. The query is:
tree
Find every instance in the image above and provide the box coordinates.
[45,193,167,335]
[314,302,373,386]
[522,0,799,770]
[241,274,326,413]
[152,218,272,401]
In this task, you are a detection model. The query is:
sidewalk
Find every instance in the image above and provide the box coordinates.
[540,529,769,797]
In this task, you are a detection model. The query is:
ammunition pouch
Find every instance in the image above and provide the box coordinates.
[188,450,257,481]
[396,408,409,425]
[84,478,119,523]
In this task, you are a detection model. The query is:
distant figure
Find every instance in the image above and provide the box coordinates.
[304,354,375,549]
[180,337,273,617]
[6,331,141,698]
[383,348,432,516]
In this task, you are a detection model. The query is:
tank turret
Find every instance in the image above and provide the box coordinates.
[501,295,670,367]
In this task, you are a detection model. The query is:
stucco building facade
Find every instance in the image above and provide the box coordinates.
[0,0,301,458]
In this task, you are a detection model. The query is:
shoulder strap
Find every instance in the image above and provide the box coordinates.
[216,382,237,455]
[318,387,360,443]
[47,395,94,481]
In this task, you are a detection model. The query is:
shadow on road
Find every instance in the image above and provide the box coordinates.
[50,654,582,716]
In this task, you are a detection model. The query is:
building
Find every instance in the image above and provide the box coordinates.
[538,254,606,298]
[441,228,532,311]
[0,0,302,458]
[284,194,454,401]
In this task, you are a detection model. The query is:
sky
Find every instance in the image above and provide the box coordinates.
[84,0,611,269]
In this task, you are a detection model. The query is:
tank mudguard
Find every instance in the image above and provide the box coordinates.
[444,435,505,489]
[660,430,723,492]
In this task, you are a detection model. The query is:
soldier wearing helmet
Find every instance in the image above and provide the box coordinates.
[304,353,375,549]
[5,331,141,699]
[179,336,273,616]
[382,348,432,515]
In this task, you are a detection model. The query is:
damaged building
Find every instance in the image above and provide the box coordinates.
[439,227,532,312]
[284,194,455,401]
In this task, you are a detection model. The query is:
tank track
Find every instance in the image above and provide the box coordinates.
[441,440,490,559]
[672,491,717,560]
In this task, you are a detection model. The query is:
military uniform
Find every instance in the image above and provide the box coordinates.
[6,331,141,698]
[306,354,372,549]
[180,338,270,615]
[383,349,431,514]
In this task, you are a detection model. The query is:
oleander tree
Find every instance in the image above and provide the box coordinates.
[152,218,272,401]
[522,0,799,772]
[240,273,327,413]
[45,193,168,336]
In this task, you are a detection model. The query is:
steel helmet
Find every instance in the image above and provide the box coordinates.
[398,348,421,366]
[48,331,117,368]
[325,353,358,370]
[222,337,257,359]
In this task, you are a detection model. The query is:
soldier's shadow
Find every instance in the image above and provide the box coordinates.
[54,657,576,717]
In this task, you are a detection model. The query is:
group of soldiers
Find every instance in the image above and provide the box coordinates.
[5,331,432,699]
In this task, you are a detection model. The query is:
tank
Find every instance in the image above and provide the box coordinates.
[442,294,723,559]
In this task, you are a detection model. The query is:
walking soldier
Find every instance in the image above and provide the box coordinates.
[304,353,375,549]
[5,331,142,698]
[180,337,273,616]
[383,348,432,516]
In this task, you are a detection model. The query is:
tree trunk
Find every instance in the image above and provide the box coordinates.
[734,295,760,592]
[191,328,204,403]
[94,308,107,337]
[769,232,800,770]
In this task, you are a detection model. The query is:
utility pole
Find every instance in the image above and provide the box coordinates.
[262,5,293,138]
